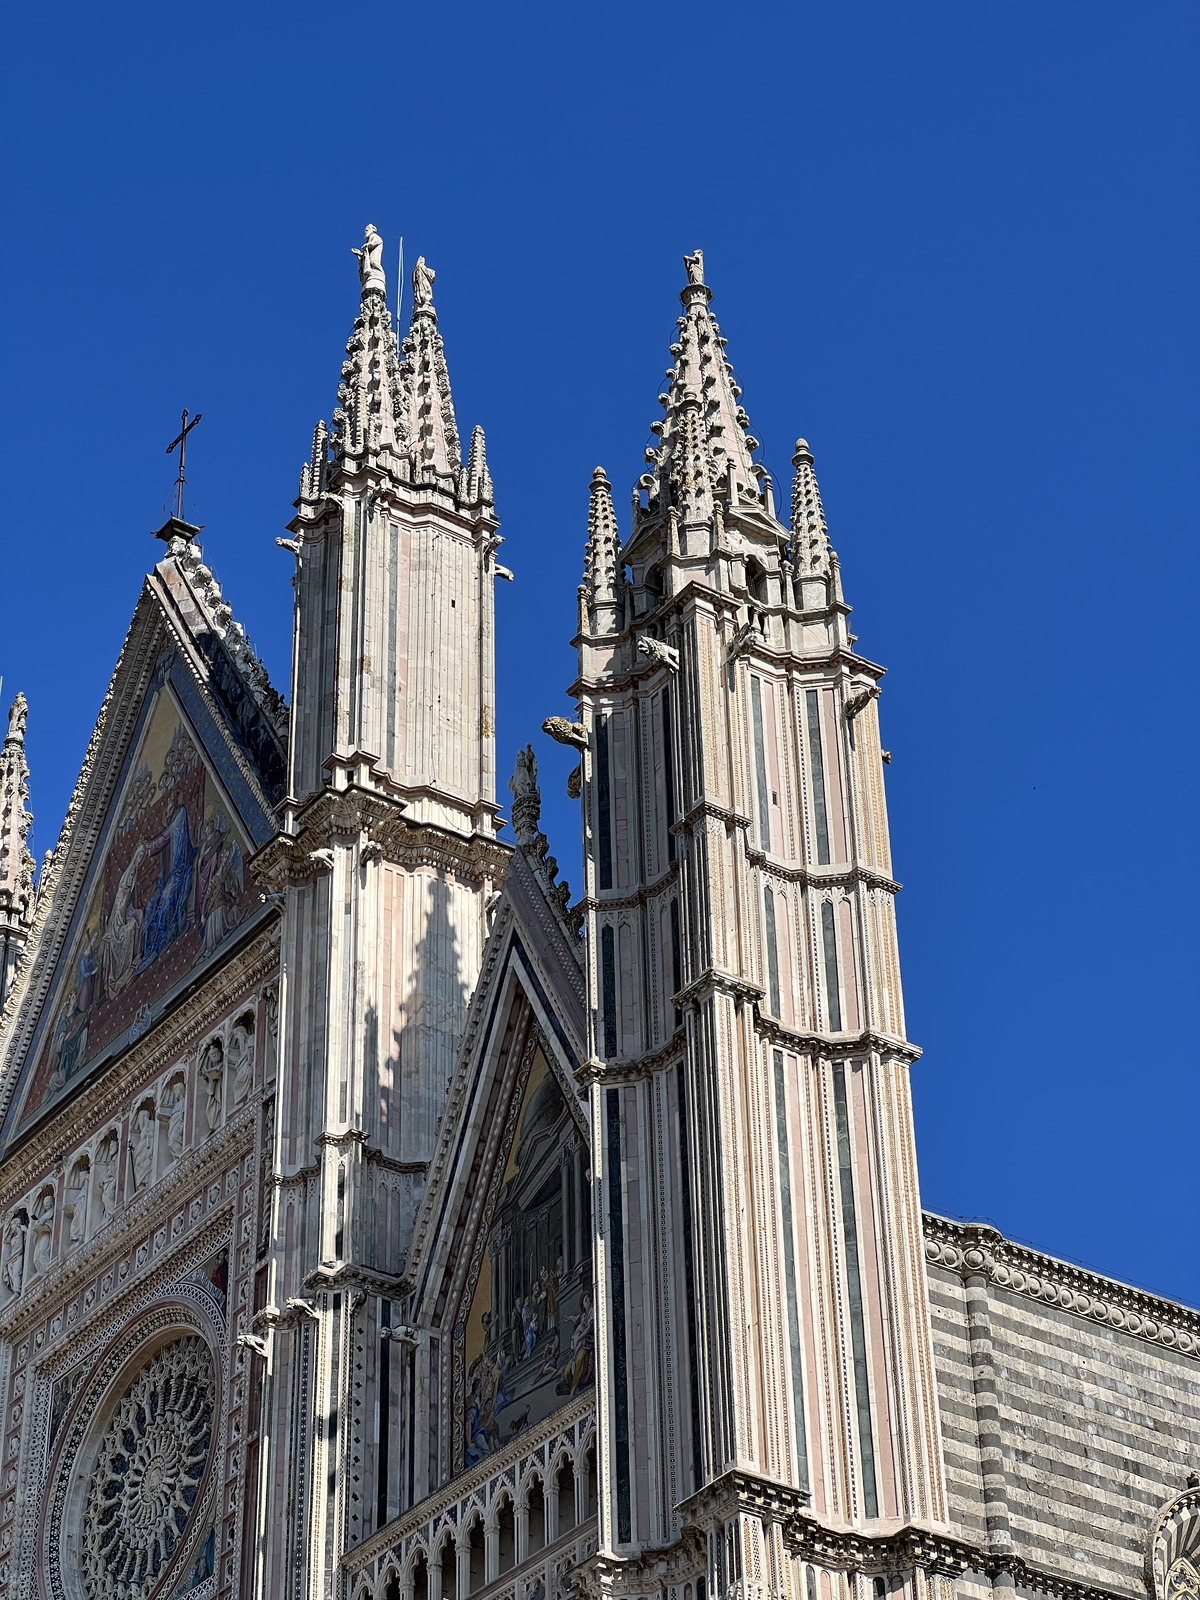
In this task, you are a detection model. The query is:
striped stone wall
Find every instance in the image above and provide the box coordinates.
[924,1215,1200,1597]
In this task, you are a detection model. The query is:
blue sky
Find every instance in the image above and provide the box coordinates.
[1,2,1196,1300]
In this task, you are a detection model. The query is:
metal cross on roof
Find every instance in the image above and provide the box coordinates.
[165,408,202,520]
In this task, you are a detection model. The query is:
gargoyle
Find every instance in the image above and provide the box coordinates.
[542,716,590,749]
[637,636,680,671]
[844,686,881,722]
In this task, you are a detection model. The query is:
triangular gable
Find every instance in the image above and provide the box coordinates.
[404,847,592,1482]
[0,552,287,1149]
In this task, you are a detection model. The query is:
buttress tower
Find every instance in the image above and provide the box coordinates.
[572,252,949,1599]
[255,228,509,1596]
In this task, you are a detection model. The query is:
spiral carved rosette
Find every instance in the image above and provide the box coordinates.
[80,1336,214,1599]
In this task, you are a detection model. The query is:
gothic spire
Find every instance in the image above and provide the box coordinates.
[0,694,36,1005]
[399,256,462,487]
[461,424,493,508]
[327,224,408,464]
[642,250,762,517]
[315,239,464,495]
[583,467,621,634]
[790,438,835,576]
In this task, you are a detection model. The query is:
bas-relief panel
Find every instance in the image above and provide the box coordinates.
[19,688,257,1133]
[461,1047,593,1470]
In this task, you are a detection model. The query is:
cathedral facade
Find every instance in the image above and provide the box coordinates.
[0,229,1196,1600]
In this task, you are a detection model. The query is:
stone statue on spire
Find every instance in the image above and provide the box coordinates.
[411,256,436,311]
[5,695,27,746]
[683,249,705,286]
[352,225,387,297]
[509,744,541,850]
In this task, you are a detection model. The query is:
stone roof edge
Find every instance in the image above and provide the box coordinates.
[162,538,289,743]
[923,1211,1200,1355]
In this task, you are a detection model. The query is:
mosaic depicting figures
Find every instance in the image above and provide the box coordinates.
[461,1048,592,1469]
[22,692,255,1126]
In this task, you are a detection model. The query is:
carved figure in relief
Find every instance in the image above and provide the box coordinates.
[201,1038,224,1133]
[95,1132,120,1223]
[130,1104,156,1191]
[162,1076,187,1162]
[411,256,435,310]
[65,1161,89,1248]
[29,1190,53,1277]
[227,1015,255,1109]
[2,1214,26,1295]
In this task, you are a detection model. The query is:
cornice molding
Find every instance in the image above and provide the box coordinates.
[582,861,681,915]
[923,1214,1200,1356]
[568,1528,706,1599]
[675,969,765,1011]
[677,1468,810,1530]
[745,855,901,896]
[756,1017,923,1065]
[253,788,510,891]
[669,799,752,838]
[783,1515,1130,1600]
[572,632,887,699]
[577,1031,685,1089]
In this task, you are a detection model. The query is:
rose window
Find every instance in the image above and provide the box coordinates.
[80,1336,214,1599]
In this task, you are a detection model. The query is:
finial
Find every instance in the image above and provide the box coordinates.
[411,256,436,313]
[793,438,813,463]
[352,224,387,298]
[5,695,27,747]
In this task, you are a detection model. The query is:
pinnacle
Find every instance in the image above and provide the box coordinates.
[639,250,762,519]
[398,256,462,485]
[461,425,494,507]
[584,467,619,604]
[324,234,463,493]
[790,438,834,576]
[0,694,35,933]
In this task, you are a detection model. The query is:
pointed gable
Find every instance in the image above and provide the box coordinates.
[0,537,287,1147]
[402,841,591,1487]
